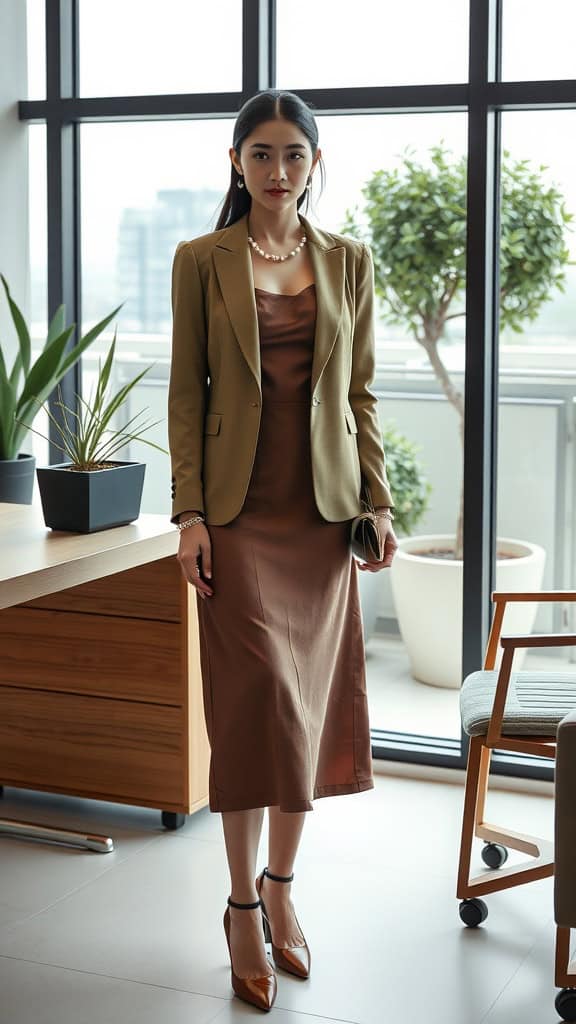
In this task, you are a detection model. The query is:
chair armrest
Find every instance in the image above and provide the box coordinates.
[500,634,576,649]
[493,591,576,603]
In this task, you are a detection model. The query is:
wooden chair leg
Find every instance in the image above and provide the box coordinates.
[555,927,574,988]
[474,741,492,827]
[458,732,554,902]
[457,735,484,898]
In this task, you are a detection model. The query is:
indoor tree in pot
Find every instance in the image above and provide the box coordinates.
[22,334,168,532]
[344,145,573,686]
[358,419,431,644]
[0,273,122,504]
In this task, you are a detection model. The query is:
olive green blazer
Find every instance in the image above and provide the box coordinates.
[168,211,394,525]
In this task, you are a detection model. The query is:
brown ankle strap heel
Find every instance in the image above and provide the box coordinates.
[223,896,277,1011]
[256,866,310,979]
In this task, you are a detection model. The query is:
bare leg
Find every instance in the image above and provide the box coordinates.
[221,807,272,979]
[259,807,307,948]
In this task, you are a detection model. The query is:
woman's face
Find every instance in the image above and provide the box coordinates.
[230,117,320,211]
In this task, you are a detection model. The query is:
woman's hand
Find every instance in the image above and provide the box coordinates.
[357,519,398,572]
[177,524,214,599]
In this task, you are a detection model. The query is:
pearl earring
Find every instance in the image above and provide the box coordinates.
[306,178,312,190]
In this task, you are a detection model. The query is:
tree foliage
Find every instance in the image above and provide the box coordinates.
[343,144,573,345]
[343,144,574,556]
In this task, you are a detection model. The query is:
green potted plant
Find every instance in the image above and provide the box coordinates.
[358,420,431,643]
[0,273,122,504]
[344,145,573,685]
[23,334,168,532]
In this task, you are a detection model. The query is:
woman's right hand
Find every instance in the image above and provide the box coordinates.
[177,524,213,599]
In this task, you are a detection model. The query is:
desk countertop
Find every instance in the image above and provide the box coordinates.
[0,502,178,610]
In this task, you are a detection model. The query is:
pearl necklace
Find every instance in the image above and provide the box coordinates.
[247,234,307,262]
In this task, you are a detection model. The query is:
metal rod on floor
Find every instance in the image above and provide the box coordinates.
[0,818,114,853]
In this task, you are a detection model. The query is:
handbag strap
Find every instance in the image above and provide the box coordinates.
[360,480,376,514]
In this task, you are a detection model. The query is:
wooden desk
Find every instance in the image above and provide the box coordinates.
[0,503,210,843]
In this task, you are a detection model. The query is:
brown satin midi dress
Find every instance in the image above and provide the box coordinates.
[196,282,374,813]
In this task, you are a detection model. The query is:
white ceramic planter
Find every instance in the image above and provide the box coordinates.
[389,534,546,688]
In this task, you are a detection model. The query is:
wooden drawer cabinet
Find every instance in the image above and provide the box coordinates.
[20,557,181,621]
[0,688,185,808]
[0,608,182,704]
[0,555,210,823]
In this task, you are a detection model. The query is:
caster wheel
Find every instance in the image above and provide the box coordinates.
[459,898,488,927]
[161,811,186,831]
[555,988,576,1022]
[481,842,509,869]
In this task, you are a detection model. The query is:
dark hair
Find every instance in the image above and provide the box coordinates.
[214,90,325,231]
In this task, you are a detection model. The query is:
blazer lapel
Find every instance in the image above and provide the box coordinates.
[212,211,346,396]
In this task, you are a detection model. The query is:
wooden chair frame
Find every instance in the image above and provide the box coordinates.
[456,589,576,986]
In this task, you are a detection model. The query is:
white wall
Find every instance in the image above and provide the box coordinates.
[0,0,29,365]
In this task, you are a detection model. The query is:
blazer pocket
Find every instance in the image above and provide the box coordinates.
[345,410,358,434]
[204,412,222,435]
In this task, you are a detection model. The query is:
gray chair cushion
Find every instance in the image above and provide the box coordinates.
[460,670,576,737]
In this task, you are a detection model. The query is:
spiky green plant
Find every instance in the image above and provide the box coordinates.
[0,273,123,461]
[22,334,168,470]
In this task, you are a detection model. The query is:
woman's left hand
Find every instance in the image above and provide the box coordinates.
[357,519,398,572]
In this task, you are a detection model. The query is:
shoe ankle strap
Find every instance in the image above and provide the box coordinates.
[264,866,294,883]
[228,896,261,910]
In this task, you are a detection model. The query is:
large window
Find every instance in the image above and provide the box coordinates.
[20,1,576,780]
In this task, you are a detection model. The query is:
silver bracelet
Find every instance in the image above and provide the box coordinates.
[375,509,394,522]
[177,514,205,531]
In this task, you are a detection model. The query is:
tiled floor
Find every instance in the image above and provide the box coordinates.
[0,773,563,1024]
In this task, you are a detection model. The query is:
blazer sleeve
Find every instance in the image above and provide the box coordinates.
[168,241,209,524]
[348,243,395,509]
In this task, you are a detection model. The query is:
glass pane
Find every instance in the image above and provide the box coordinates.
[497,112,576,692]
[28,124,49,477]
[310,113,467,744]
[26,0,46,100]
[80,120,233,514]
[78,0,241,97]
[277,0,468,88]
[502,0,576,81]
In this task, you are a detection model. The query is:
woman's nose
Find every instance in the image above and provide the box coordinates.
[269,161,287,181]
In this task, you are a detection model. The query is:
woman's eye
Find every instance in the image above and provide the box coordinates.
[252,152,304,160]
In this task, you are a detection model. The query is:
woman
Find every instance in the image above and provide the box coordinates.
[168,89,397,1012]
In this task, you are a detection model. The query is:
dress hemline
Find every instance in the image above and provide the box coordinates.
[208,777,374,814]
